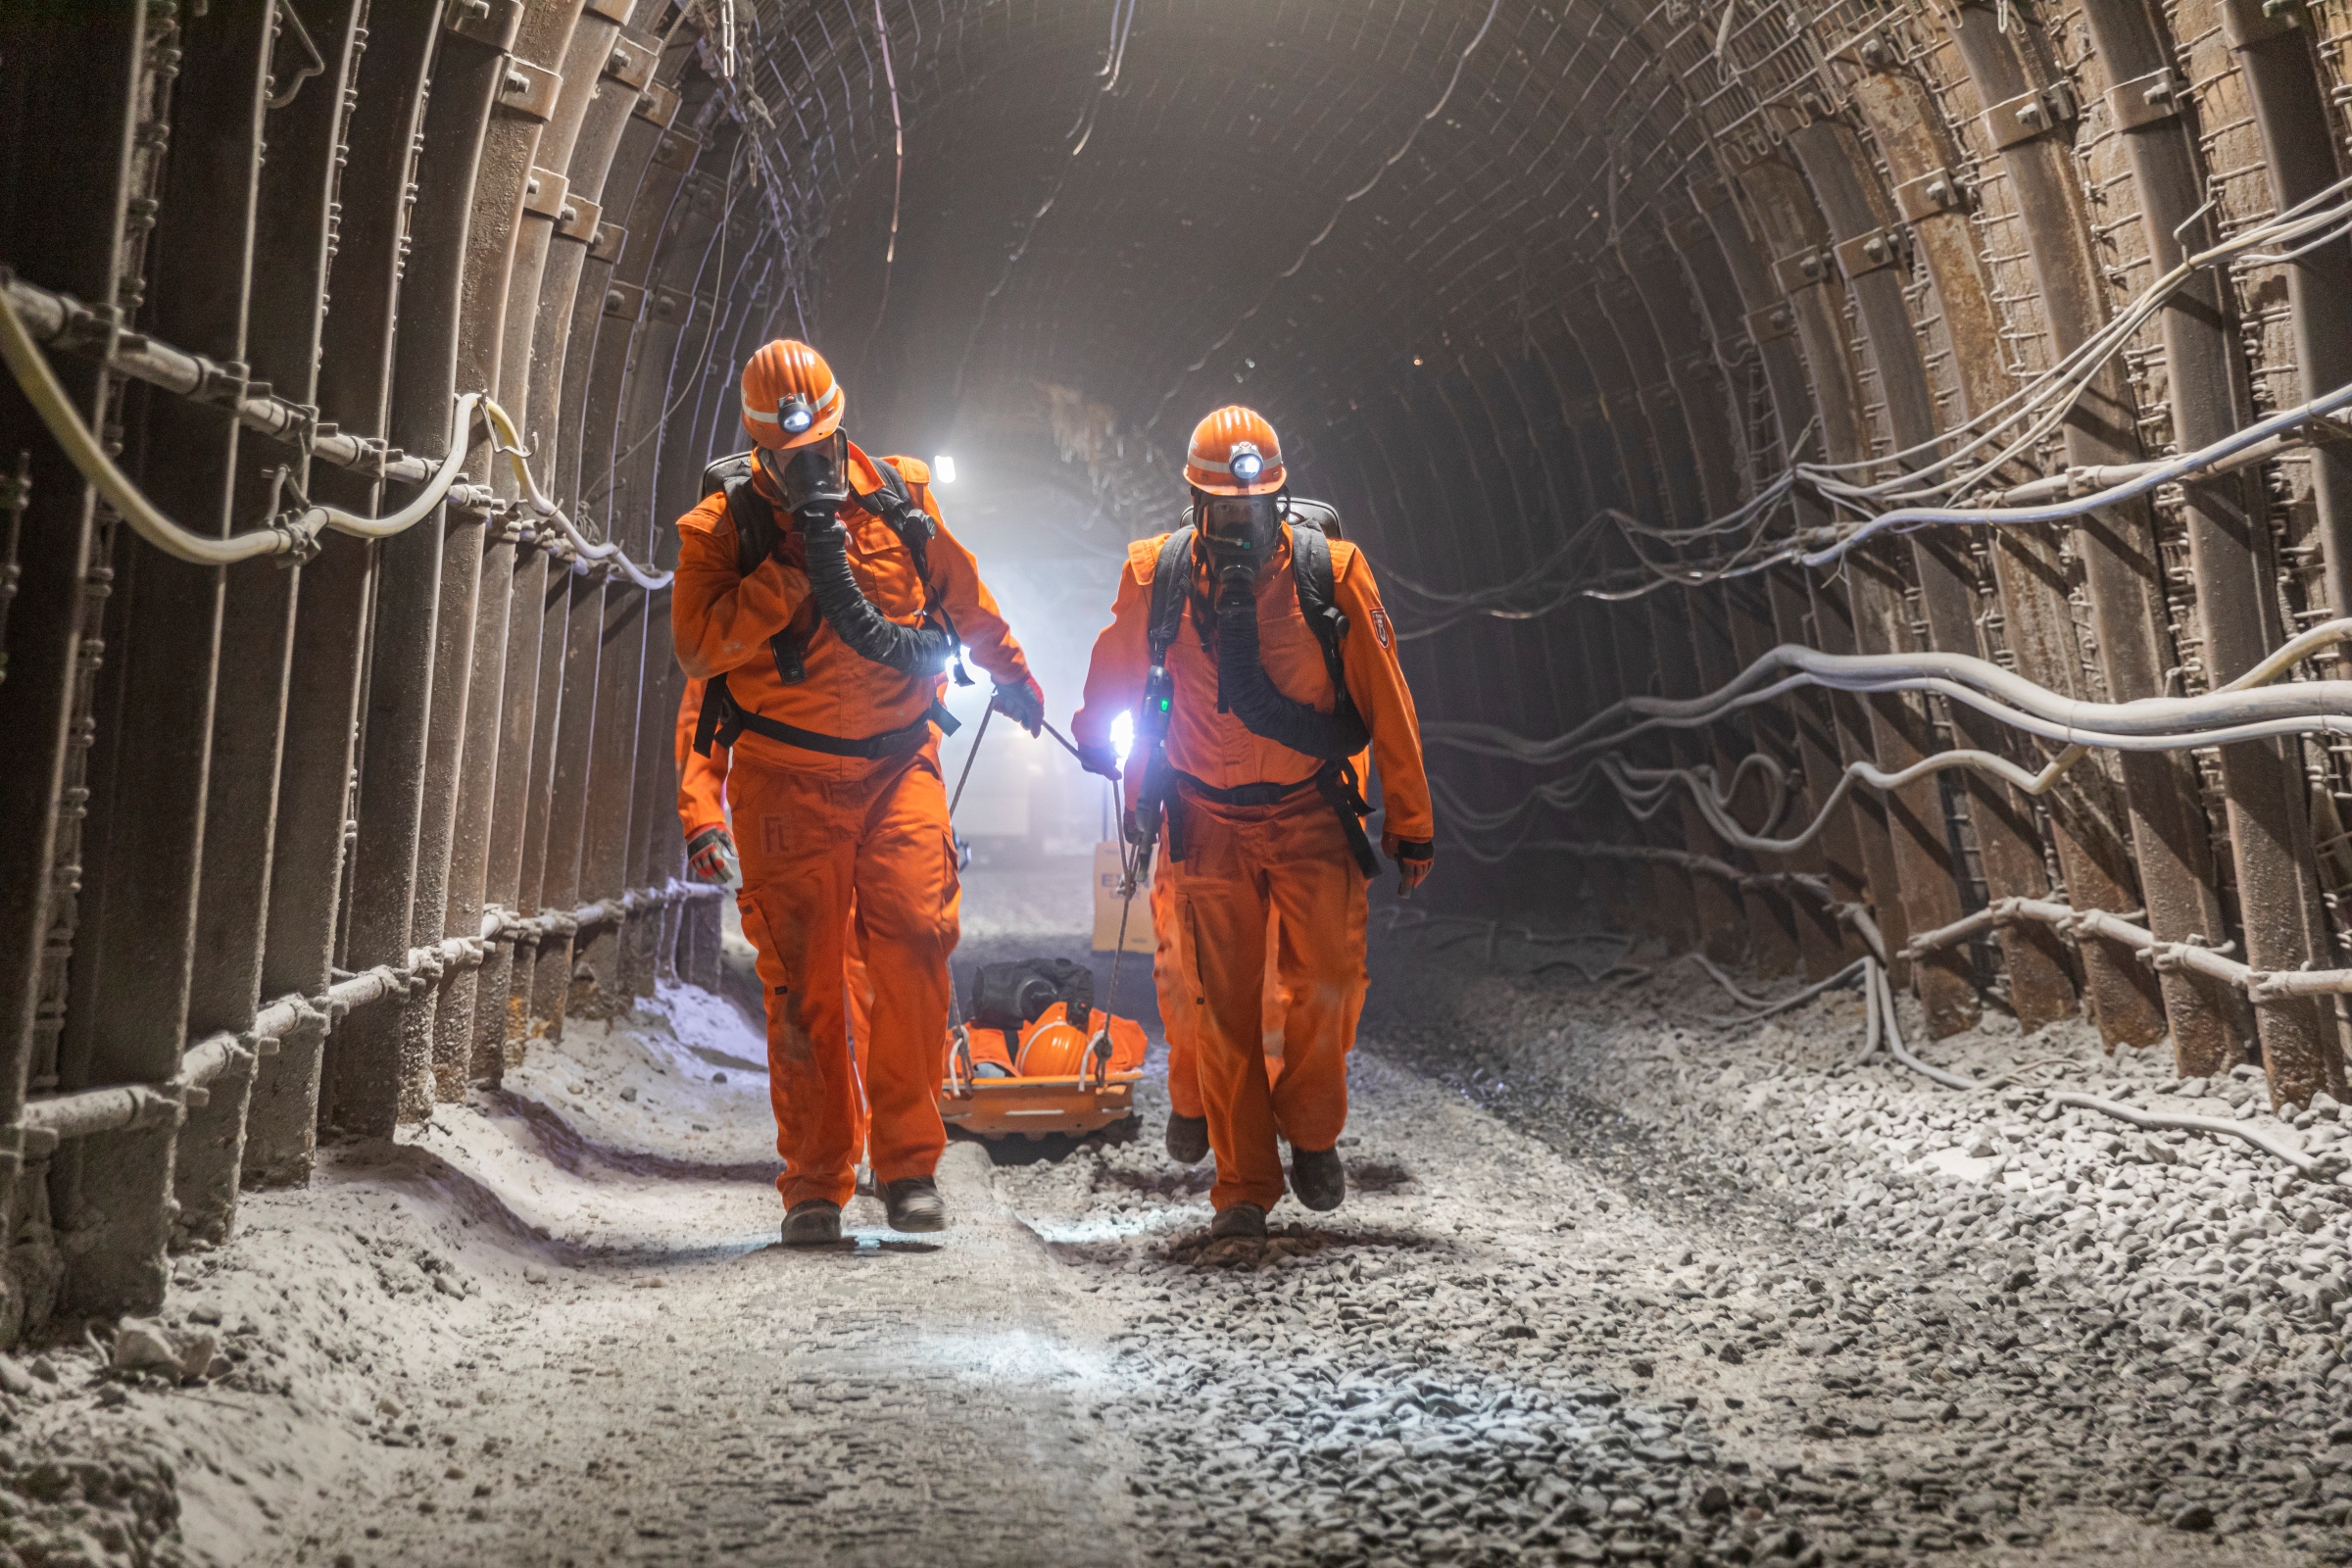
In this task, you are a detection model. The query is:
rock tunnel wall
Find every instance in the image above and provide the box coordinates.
[1,0,2351,1346]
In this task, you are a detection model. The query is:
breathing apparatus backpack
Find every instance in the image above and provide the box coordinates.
[965,957,1097,1032]
[690,448,971,760]
[1132,503,1381,878]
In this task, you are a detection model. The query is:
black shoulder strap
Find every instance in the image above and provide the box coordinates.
[1288,518,1349,693]
[1288,519,1377,876]
[853,458,974,688]
[1148,526,1195,666]
[718,474,810,686]
[854,461,934,575]
[694,671,740,757]
[721,474,778,578]
[1286,496,1345,541]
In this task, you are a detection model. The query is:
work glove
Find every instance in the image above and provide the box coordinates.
[1076,744,1121,782]
[1389,837,1434,899]
[1123,806,1158,852]
[685,825,741,888]
[991,674,1047,738]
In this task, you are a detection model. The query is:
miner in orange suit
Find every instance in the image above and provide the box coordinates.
[674,676,873,1171]
[1074,407,1433,1238]
[673,340,1043,1246]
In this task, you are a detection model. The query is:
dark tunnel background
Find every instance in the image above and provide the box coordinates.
[2,0,2352,1348]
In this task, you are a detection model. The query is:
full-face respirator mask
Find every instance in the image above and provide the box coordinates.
[760,432,852,522]
[1197,491,1284,593]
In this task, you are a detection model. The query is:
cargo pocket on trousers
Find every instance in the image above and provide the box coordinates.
[1177,897,1208,1014]
[937,829,963,950]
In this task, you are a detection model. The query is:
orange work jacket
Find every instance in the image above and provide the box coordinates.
[1073,523,1434,854]
[672,444,1033,779]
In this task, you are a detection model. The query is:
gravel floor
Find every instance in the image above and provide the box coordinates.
[5,859,2349,1566]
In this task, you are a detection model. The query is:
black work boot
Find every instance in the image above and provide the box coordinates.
[1208,1202,1267,1240]
[882,1175,947,1233]
[1290,1145,1345,1212]
[781,1200,842,1247]
[1165,1112,1209,1165]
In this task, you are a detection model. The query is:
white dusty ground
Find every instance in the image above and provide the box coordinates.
[8,858,2352,1567]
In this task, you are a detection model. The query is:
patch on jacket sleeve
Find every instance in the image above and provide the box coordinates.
[1371,604,1394,650]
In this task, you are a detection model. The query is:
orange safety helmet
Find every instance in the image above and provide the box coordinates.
[1183,405,1286,497]
[740,339,844,451]
[1012,1006,1094,1078]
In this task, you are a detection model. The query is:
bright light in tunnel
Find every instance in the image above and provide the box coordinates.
[1110,710,1133,764]
[934,454,957,484]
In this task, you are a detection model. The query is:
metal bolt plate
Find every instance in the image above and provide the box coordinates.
[603,280,647,321]
[1771,247,1835,296]
[520,167,570,221]
[633,79,681,128]
[499,60,563,123]
[2106,68,2183,129]
[1982,83,2076,151]
[1894,169,1962,222]
[557,196,604,245]
[1835,226,1904,279]
[443,0,522,51]
[2221,0,2298,46]
[1746,303,1797,345]
[604,35,655,90]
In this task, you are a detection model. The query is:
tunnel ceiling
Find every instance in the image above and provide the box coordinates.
[744,0,1726,497]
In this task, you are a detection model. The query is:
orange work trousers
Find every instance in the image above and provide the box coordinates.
[737,895,875,1167]
[732,749,957,1209]
[1155,866,1288,1120]
[1165,786,1368,1212]
[685,677,876,1168]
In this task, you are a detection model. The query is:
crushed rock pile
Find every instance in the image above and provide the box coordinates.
[1355,923,2352,1563]
[980,920,2352,1567]
[0,1441,185,1568]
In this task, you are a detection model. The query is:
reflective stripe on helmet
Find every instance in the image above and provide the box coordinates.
[743,381,840,424]
[1185,450,1276,476]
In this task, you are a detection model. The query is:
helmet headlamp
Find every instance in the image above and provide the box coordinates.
[1227,442,1264,486]
[777,394,815,435]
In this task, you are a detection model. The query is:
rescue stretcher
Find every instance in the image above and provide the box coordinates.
[939,1003,1148,1140]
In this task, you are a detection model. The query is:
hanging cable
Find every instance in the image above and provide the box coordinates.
[952,0,1136,398]
[1421,624,2352,770]
[1140,0,1503,434]
[858,0,906,377]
